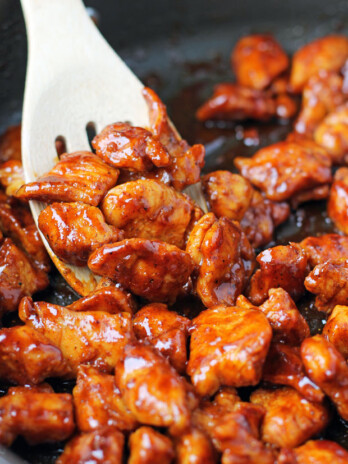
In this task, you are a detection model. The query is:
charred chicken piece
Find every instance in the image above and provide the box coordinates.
[0,160,24,196]
[300,233,348,268]
[277,439,348,464]
[323,305,348,359]
[328,168,348,234]
[315,104,348,164]
[175,428,217,464]
[0,125,22,162]
[16,151,119,206]
[128,426,175,464]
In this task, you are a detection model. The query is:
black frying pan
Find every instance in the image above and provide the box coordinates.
[0,1,348,462]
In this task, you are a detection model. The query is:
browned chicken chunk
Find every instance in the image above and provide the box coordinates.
[187,305,272,396]
[328,168,348,234]
[0,160,24,196]
[128,426,174,464]
[16,151,119,206]
[323,305,348,359]
[315,104,348,164]
[300,234,348,268]
[247,243,309,305]
[73,365,137,432]
[115,342,197,435]
[278,439,348,464]
[231,34,289,90]
[301,335,348,420]
[250,387,329,448]
[133,303,191,373]
[0,386,74,446]
[88,238,194,303]
[235,141,332,202]
[0,125,21,162]
[186,213,255,307]
[57,428,124,464]
[290,35,348,92]
[101,179,201,248]
[175,428,217,464]
[19,296,134,374]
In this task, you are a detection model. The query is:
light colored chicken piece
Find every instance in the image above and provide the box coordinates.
[19,296,134,374]
[235,141,332,202]
[0,238,49,317]
[323,305,348,359]
[38,202,124,266]
[68,285,136,314]
[277,440,348,464]
[57,428,124,464]
[315,104,348,164]
[133,303,191,373]
[290,35,348,92]
[262,343,324,403]
[0,385,74,446]
[101,179,201,248]
[175,428,217,464]
[231,34,289,90]
[186,213,255,307]
[250,387,329,448]
[0,160,25,196]
[305,260,348,312]
[73,365,137,432]
[115,342,197,435]
[301,335,348,420]
[128,426,174,464]
[0,325,69,385]
[187,305,272,396]
[247,243,309,305]
[16,151,119,206]
[0,125,21,162]
[88,238,194,303]
[92,122,170,171]
[328,168,348,234]
[143,87,205,191]
[300,233,348,268]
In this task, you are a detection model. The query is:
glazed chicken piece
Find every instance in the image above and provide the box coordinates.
[328,168,348,234]
[0,125,21,162]
[294,72,347,136]
[277,440,348,464]
[262,343,324,402]
[301,335,348,420]
[0,325,69,385]
[128,426,175,464]
[238,288,310,346]
[305,260,348,312]
[16,151,119,206]
[38,202,124,266]
[0,238,49,317]
[290,35,348,92]
[186,213,255,307]
[19,296,134,374]
[231,34,289,90]
[57,428,124,464]
[73,365,138,432]
[133,303,191,373]
[250,387,329,448]
[235,141,332,202]
[143,87,205,191]
[300,233,348,268]
[187,305,272,396]
[0,385,74,446]
[323,305,348,359]
[247,243,309,305]
[315,104,348,164]
[115,342,197,435]
[88,238,194,303]
[0,160,25,196]
[101,179,202,248]
[92,122,171,171]
[175,428,217,464]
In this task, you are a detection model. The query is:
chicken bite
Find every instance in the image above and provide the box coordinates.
[16,151,119,206]
[19,296,134,374]
[73,365,137,432]
[301,335,348,420]
[133,303,191,373]
[231,34,289,90]
[235,141,332,202]
[186,213,255,307]
[315,104,348,164]
[323,305,348,359]
[115,342,197,435]
[187,305,272,396]
[0,160,25,196]
[88,238,194,303]
[0,125,21,162]
[300,234,348,268]
[328,168,348,234]
[101,179,201,248]
[290,35,348,92]
[128,426,174,464]
[277,439,348,464]
[247,243,309,305]
[57,428,124,464]
[175,428,217,464]
[0,385,74,446]
[250,387,329,448]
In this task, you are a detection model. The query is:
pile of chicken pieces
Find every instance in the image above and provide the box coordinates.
[0,34,348,463]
